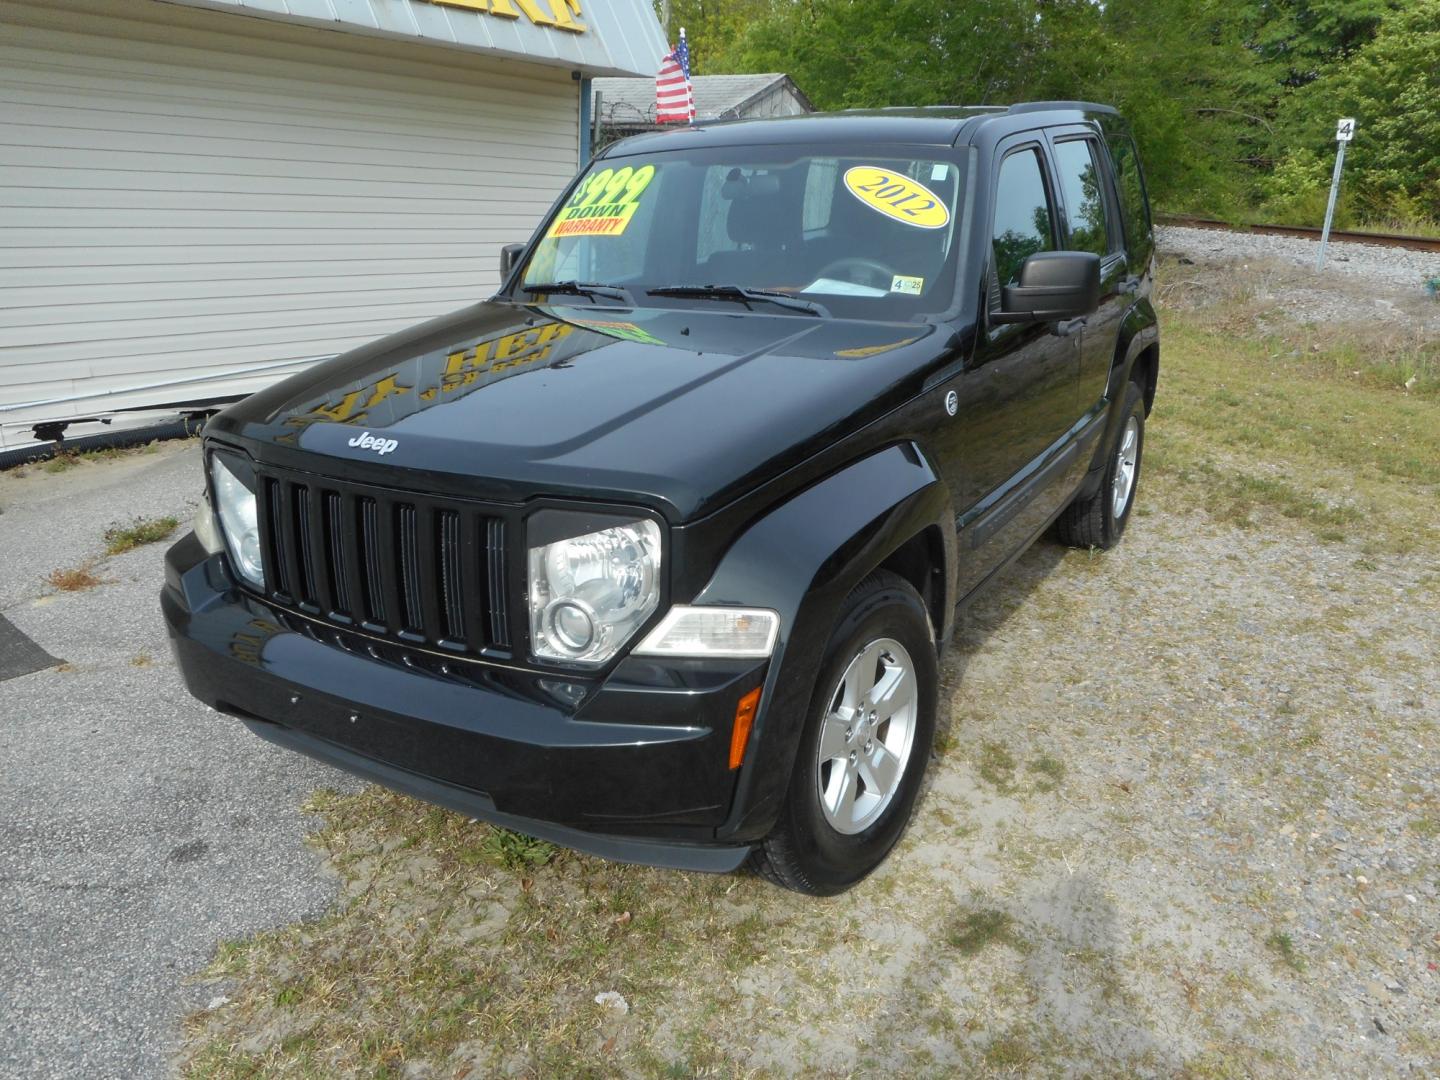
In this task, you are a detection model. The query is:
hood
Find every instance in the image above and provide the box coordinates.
[208,299,959,522]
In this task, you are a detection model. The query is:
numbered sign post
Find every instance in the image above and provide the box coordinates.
[1316,118,1355,270]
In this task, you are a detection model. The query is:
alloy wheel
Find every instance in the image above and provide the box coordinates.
[815,637,918,834]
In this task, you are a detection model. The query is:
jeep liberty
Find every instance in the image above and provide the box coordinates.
[163,102,1159,895]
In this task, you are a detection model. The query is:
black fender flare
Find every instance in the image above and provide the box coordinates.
[692,442,955,843]
[1081,297,1159,489]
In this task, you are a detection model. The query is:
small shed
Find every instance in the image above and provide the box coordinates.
[591,73,813,143]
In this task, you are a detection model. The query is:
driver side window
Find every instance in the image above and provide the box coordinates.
[992,148,1055,287]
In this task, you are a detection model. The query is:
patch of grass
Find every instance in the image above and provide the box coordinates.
[132,653,153,668]
[47,563,103,592]
[984,1034,1037,1070]
[1407,815,1439,839]
[975,740,1016,791]
[478,827,558,871]
[1026,753,1066,792]
[181,786,801,1077]
[43,452,80,474]
[103,515,179,555]
[1146,312,1440,554]
[947,908,1024,955]
[1265,931,1306,973]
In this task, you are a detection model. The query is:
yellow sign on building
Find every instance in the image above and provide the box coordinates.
[420,0,587,33]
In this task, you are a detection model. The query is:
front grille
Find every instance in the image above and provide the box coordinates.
[256,469,511,657]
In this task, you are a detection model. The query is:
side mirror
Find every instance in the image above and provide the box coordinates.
[499,242,526,279]
[993,251,1101,324]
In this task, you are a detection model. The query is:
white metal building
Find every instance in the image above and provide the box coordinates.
[0,0,667,452]
[592,72,812,138]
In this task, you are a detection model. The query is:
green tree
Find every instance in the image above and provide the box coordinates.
[1273,0,1440,220]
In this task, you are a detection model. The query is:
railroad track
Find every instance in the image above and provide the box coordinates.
[1157,214,1440,254]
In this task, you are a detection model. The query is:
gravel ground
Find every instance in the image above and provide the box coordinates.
[1157,224,1440,289]
[0,444,359,1080]
[1158,225,1440,338]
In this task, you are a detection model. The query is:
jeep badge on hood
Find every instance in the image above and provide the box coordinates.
[348,431,399,456]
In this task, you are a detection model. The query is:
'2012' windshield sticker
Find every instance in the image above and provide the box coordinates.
[843,166,950,229]
[545,164,657,238]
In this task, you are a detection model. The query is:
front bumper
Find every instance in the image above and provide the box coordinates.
[161,533,765,872]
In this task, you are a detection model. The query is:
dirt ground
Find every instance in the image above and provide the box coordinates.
[178,249,1439,1078]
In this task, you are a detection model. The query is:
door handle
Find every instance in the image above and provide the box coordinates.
[1054,317,1086,337]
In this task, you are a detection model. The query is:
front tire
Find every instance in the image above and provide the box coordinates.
[751,571,938,895]
[1055,380,1146,549]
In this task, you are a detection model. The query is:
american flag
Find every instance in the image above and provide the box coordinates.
[655,28,695,124]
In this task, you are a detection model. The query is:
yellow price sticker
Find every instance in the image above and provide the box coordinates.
[843,166,950,230]
[545,164,656,239]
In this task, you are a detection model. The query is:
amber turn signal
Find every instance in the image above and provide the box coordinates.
[730,686,762,770]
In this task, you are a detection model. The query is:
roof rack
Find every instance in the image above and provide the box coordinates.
[839,104,1006,114]
[838,101,1117,117]
[1005,100,1119,115]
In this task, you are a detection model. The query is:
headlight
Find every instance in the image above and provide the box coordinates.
[633,606,779,658]
[210,453,263,588]
[527,513,661,665]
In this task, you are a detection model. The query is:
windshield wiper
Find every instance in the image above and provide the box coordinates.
[647,284,830,318]
[519,280,634,306]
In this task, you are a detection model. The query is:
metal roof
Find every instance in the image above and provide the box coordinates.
[168,0,669,78]
[592,73,812,126]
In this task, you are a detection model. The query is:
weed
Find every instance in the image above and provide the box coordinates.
[947,908,1023,955]
[479,827,558,871]
[1408,816,1439,839]
[976,740,1017,791]
[984,1034,1037,1069]
[1265,931,1305,973]
[43,453,80,474]
[1026,754,1066,792]
[132,653,153,668]
[47,563,103,592]
[104,516,179,555]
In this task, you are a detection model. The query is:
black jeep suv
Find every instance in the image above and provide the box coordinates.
[164,102,1159,895]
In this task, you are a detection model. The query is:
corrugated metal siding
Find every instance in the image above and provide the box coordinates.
[0,0,579,448]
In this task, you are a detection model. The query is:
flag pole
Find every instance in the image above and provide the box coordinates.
[682,27,693,127]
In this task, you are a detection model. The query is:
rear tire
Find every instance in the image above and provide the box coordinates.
[1055,380,1145,549]
[750,571,937,896]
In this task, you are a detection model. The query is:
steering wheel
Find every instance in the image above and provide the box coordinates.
[816,256,898,290]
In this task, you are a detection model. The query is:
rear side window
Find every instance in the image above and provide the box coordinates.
[1052,139,1113,258]
[1104,131,1153,263]
[991,148,1054,287]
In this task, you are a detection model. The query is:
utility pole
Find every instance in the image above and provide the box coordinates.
[1316,117,1355,271]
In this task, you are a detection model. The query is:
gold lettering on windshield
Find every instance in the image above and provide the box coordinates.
[421,0,587,33]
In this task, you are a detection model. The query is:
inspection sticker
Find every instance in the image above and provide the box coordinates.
[843,166,950,229]
[890,275,924,295]
[545,164,657,238]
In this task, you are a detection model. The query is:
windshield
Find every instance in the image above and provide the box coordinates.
[519,144,973,320]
